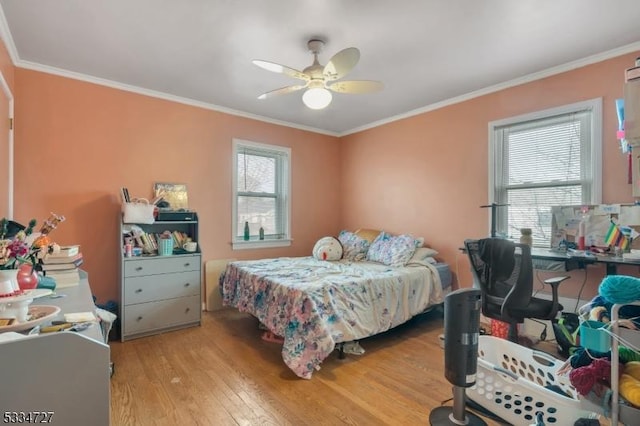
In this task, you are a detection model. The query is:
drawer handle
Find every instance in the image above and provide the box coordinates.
[136,316,143,321]
[184,282,190,287]
[135,289,143,293]
[184,262,191,267]
[185,308,190,313]
[135,266,143,271]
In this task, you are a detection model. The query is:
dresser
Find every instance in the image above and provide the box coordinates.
[120,217,202,341]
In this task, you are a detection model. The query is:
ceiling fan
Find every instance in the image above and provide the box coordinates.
[252,39,383,110]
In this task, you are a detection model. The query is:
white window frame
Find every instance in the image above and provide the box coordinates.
[488,98,602,245]
[232,138,291,250]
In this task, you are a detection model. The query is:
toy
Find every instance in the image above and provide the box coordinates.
[620,361,640,407]
[312,236,343,261]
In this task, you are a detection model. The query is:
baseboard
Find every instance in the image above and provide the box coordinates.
[204,259,235,311]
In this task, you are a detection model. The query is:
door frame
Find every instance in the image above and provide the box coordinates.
[0,71,13,219]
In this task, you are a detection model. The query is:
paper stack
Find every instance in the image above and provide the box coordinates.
[42,245,83,288]
[623,250,640,261]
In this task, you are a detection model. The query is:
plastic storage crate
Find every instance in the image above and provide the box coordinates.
[467,336,599,425]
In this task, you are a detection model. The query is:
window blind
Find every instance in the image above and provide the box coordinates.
[493,108,596,246]
[234,144,289,241]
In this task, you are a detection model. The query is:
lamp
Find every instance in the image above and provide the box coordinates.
[302,86,332,110]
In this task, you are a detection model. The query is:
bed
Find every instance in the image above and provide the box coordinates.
[220,245,447,379]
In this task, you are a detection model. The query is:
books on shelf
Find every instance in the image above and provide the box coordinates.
[126,230,190,254]
[172,231,188,248]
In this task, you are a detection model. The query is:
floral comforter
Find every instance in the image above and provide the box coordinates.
[221,256,443,379]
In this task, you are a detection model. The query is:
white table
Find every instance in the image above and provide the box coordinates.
[0,271,110,426]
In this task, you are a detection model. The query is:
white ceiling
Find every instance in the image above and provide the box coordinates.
[1,0,640,136]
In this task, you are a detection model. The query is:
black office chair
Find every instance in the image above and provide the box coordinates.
[464,238,569,343]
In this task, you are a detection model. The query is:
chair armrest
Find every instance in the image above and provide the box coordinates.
[542,276,569,318]
[544,276,570,286]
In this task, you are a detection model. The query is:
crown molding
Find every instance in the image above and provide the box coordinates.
[1,4,638,139]
[18,60,339,137]
[339,41,640,137]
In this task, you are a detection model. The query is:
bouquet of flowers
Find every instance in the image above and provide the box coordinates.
[0,213,65,271]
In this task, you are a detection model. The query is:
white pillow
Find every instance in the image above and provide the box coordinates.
[408,247,438,263]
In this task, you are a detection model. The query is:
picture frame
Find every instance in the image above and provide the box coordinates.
[153,183,189,210]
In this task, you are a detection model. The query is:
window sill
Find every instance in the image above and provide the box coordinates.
[232,239,292,250]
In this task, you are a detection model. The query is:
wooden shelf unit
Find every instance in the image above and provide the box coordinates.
[120,217,202,341]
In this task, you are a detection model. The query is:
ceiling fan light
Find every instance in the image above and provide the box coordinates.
[302,88,332,110]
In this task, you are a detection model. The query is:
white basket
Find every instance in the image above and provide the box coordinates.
[468,336,598,425]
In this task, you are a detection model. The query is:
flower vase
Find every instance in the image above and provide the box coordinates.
[0,269,20,293]
[16,264,39,290]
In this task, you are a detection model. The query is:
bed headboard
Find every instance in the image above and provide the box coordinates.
[204,259,235,311]
[354,228,381,243]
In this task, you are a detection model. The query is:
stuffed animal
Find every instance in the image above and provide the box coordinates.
[312,236,343,261]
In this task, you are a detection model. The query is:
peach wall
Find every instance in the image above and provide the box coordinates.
[14,69,341,303]
[340,52,640,303]
[0,39,14,91]
[10,37,640,308]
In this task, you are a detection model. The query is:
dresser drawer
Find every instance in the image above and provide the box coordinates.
[123,270,200,305]
[123,295,201,336]
[124,254,200,277]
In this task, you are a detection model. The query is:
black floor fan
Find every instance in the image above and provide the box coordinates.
[429,288,487,426]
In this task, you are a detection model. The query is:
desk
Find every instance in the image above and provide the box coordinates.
[43,271,104,341]
[0,271,110,426]
[531,248,640,275]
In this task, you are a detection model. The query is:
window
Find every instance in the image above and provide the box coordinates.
[232,139,291,249]
[489,99,602,247]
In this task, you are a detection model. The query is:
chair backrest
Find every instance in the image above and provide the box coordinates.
[464,238,534,321]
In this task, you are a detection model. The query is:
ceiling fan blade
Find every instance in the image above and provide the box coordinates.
[257,84,307,100]
[252,60,310,82]
[323,47,360,81]
[328,80,384,94]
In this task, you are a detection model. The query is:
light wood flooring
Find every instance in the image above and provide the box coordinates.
[108,309,517,425]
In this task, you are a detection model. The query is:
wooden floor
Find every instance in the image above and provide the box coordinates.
[108,309,506,425]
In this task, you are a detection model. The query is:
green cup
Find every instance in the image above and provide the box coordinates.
[158,238,173,256]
